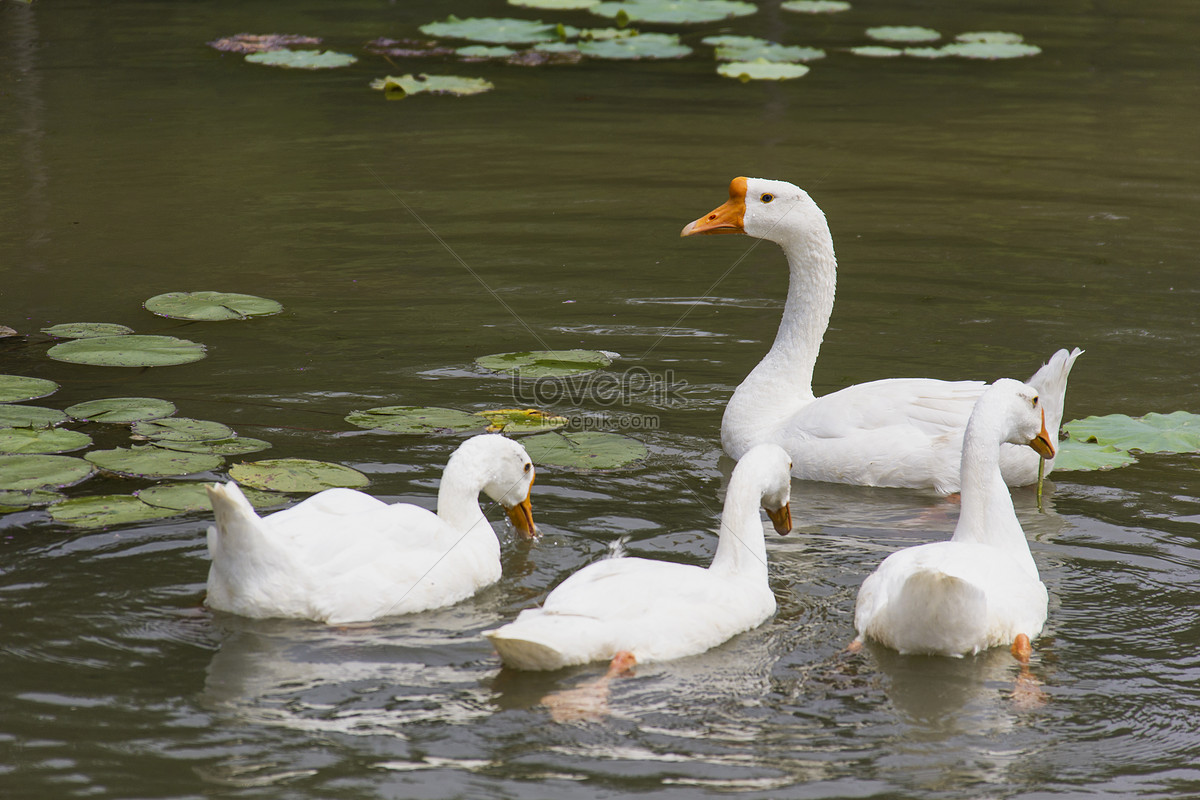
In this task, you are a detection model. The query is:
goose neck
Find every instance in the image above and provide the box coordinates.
[709,472,769,579]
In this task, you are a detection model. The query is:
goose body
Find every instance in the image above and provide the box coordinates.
[853,379,1053,657]
[682,177,1081,493]
[205,435,537,624]
[485,444,794,670]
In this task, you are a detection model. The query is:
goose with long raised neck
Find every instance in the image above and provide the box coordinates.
[204,434,537,624]
[852,378,1055,659]
[484,444,794,672]
[682,176,1082,494]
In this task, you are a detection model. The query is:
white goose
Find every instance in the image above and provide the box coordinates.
[853,378,1054,660]
[205,434,537,624]
[681,177,1081,494]
[485,444,794,671]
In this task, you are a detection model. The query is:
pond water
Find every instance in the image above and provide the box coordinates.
[3,0,1200,797]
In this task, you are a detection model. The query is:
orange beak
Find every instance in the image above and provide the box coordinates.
[680,177,748,237]
[1029,407,1056,459]
[765,502,793,535]
[505,473,537,539]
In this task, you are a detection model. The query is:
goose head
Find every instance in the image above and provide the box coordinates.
[680,177,827,247]
[444,434,538,539]
[735,443,795,534]
[972,378,1057,458]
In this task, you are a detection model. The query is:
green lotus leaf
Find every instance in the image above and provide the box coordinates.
[0,405,68,429]
[457,45,518,59]
[144,291,283,321]
[49,494,178,528]
[718,60,812,81]
[156,437,272,456]
[244,49,358,69]
[0,427,92,455]
[475,349,614,378]
[590,0,756,25]
[576,27,637,40]
[371,74,495,98]
[1051,439,1138,472]
[48,335,206,368]
[41,322,135,339]
[521,431,647,469]
[0,454,95,491]
[0,489,64,512]
[781,0,850,12]
[577,32,691,59]
[136,482,287,512]
[941,41,1041,59]
[713,40,825,63]
[510,0,599,8]
[956,31,1024,44]
[228,458,369,493]
[866,26,940,43]
[345,406,485,434]
[849,45,904,57]
[65,397,177,424]
[132,417,235,443]
[0,375,59,403]
[478,408,569,434]
[86,446,224,478]
[420,16,562,44]
[1063,411,1200,455]
[904,46,955,59]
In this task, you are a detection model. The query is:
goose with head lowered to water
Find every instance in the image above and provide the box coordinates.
[204,434,537,625]
[681,177,1081,494]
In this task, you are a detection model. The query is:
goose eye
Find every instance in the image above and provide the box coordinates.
[760,193,774,203]
[1031,396,1039,408]
[524,463,532,473]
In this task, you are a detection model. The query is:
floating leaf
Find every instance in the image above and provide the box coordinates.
[49,495,178,528]
[0,375,58,403]
[710,38,825,63]
[345,406,485,434]
[229,459,369,493]
[48,335,206,368]
[136,482,286,512]
[132,417,235,443]
[478,408,569,434]
[371,74,495,98]
[475,349,614,378]
[590,0,756,25]
[849,45,904,58]
[156,437,272,456]
[510,0,599,8]
[0,427,91,455]
[956,31,1025,44]
[577,32,691,59]
[1051,440,1138,472]
[1063,411,1200,455]
[521,431,647,469]
[904,46,955,59]
[718,60,811,81]
[41,322,135,339]
[0,405,68,429]
[145,291,283,321]
[866,26,941,43]
[365,38,458,58]
[781,0,850,12]
[0,489,63,512]
[244,49,358,69]
[420,16,562,44]
[941,41,1041,59]
[207,34,323,54]
[0,454,94,491]
[65,397,177,424]
[576,27,638,41]
[86,446,224,478]
[457,45,518,59]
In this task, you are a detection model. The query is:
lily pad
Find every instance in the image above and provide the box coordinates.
[370,74,495,98]
[1063,411,1200,455]
[521,431,647,469]
[85,446,224,479]
[510,0,599,8]
[0,405,68,429]
[1051,439,1138,472]
[590,0,756,25]
[65,397,177,424]
[132,417,235,443]
[420,16,562,44]
[781,0,850,12]
[208,34,323,54]
[0,427,92,455]
[145,291,283,321]
[718,60,811,81]
[577,32,691,59]
[156,437,272,456]
[941,41,1041,59]
[41,322,135,339]
[0,489,63,512]
[457,45,518,59]
[346,406,485,434]
[228,458,369,493]
[136,482,287,512]
[48,335,206,368]
[0,375,58,403]
[48,495,178,528]
[244,49,358,69]
[478,408,569,434]
[849,45,904,58]
[956,31,1025,44]
[475,349,614,378]
[0,454,95,491]
[866,26,941,43]
[904,46,955,59]
[710,39,825,63]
